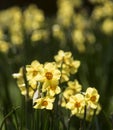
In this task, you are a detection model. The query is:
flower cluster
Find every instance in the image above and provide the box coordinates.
[13,50,101,121]
[62,85,101,121]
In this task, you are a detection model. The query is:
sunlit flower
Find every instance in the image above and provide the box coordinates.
[33,96,55,110]
[66,94,85,115]
[40,62,61,82]
[85,87,100,109]
[54,50,72,66]
[62,80,82,100]
[68,80,82,92]
[68,60,80,74]
[42,79,61,96]
[63,88,74,100]
[26,60,43,83]
[54,50,80,82]
[60,64,70,82]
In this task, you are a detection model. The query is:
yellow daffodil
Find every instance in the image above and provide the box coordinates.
[69,60,81,74]
[26,60,43,83]
[60,65,70,82]
[33,96,55,110]
[42,79,61,96]
[63,88,75,100]
[40,62,61,82]
[62,80,82,102]
[54,50,72,66]
[54,50,81,82]
[67,80,82,92]
[66,94,85,115]
[85,87,100,109]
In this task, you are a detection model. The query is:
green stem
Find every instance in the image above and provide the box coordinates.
[0,106,20,130]
[79,106,87,130]
[87,109,96,130]
[83,106,87,130]
[13,109,20,130]
[52,95,60,130]
[22,66,33,130]
[25,99,33,130]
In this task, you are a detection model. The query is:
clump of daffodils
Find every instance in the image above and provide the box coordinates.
[63,86,101,121]
[13,50,101,121]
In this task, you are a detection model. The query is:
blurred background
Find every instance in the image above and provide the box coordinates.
[0,0,113,129]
